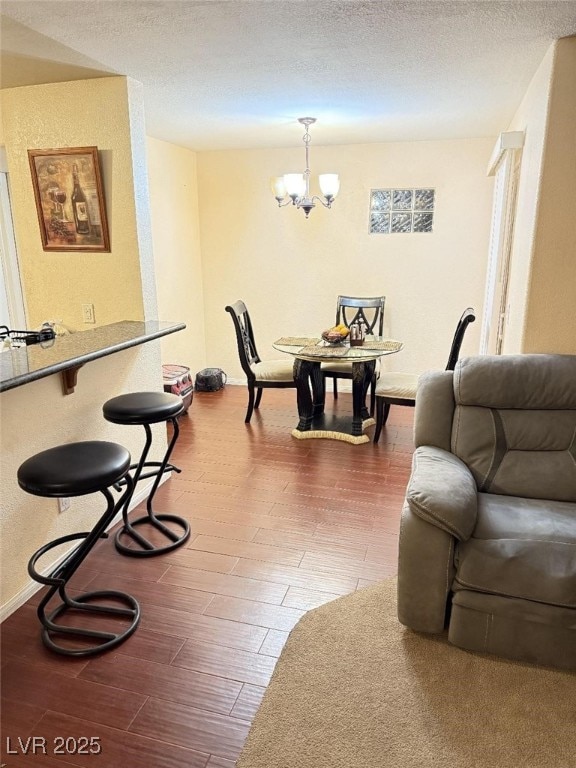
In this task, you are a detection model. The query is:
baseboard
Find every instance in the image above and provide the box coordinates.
[0,475,166,622]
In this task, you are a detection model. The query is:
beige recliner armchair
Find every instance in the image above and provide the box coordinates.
[398,354,576,669]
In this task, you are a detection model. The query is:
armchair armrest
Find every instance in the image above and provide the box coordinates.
[398,447,477,633]
[406,446,478,541]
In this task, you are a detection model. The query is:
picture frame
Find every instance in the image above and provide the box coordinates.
[28,146,110,252]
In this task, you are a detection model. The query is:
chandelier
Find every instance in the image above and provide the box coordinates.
[271,117,340,218]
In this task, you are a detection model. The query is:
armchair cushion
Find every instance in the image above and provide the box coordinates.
[454,493,576,607]
[452,355,576,502]
[406,446,478,541]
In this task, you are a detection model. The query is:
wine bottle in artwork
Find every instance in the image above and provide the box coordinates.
[71,163,90,235]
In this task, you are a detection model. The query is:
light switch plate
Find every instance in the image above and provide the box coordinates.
[82,303,95,323]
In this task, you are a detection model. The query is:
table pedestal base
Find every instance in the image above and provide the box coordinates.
[292,417,375,445]
[292,357,376,444]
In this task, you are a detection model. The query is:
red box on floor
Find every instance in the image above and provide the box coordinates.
[162,364,193,413]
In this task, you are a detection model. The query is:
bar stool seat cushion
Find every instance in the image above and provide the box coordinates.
[17,441,131,497]
[103,391,184,425]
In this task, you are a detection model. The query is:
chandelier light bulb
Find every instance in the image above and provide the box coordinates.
[271,176,287,200]
[319,173,340,200]
[284,173,306,199]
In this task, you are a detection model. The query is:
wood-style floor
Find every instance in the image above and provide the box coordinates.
[1,386,414,767]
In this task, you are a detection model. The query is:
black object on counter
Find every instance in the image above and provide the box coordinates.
[0,324,56,346]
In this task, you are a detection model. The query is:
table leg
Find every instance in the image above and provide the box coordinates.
[352,361,375,436]
[360,359,375,421]
[310,361,325,416]
[293,358,319,431]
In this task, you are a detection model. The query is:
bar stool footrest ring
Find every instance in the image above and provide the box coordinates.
[115,513,190,557]
[41,589,141,657]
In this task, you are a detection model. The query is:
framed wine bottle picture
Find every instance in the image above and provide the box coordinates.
[28,146,110,252]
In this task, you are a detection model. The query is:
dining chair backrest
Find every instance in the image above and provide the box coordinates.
[225,300,261,378]
[445,307,476,371]
[336,295,386,335]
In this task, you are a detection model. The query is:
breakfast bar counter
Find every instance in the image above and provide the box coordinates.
[0,320,185,394]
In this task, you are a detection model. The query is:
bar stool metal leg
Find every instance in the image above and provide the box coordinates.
[103,391,191,557]
[30,481,140,656]
[115,416,191,556]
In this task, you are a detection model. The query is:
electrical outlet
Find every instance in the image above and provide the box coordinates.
[58,498,71,513]
[82,303,95,324]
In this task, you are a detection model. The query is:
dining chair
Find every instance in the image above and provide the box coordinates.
[372,307,476,443]
[322,295,386,415]
[225,300,297,423]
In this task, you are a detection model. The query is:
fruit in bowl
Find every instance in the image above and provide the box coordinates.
[321,324,350,344]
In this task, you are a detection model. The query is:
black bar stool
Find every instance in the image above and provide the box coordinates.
[102,391,190,557]
[18,441,141,657]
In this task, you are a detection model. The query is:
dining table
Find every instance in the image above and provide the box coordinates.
[273,335,404,444]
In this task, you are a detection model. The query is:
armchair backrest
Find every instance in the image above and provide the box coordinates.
[225,300,261,379]
[336,295,385,335]
[451,355,576,503]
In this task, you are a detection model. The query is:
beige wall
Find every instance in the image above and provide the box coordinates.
[1,77,148,329]
[523,37,576,353]
[503,45,554,352]
[504,38,576,354]
[197,138,494,380]
[147,137,206,372]
[0,76,166,612]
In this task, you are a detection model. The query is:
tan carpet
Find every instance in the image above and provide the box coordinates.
[238,579,576,768]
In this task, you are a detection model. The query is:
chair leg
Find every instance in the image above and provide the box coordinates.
[333,377,338,399]
[373,398,384,443]
[382,402,391,426]
[370,377,376,417]
[255,387,263,409]
[374,399,392,443]
[245,385,256,423]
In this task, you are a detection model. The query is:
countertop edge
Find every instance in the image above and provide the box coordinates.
[0,321,186,393]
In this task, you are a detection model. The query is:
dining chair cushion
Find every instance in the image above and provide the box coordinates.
[321,359,381,376]
[251,360,295,382]
[375,371,419,400]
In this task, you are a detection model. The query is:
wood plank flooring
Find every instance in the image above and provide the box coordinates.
[1,386,414,767]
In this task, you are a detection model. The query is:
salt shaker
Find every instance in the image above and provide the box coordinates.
[350,322,363,346]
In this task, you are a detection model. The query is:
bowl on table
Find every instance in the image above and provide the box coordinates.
[321,329,349,345]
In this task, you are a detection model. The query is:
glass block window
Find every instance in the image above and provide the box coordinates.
[369,188,435,233]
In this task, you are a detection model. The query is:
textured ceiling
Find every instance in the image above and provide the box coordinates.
[1,1,575,150]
